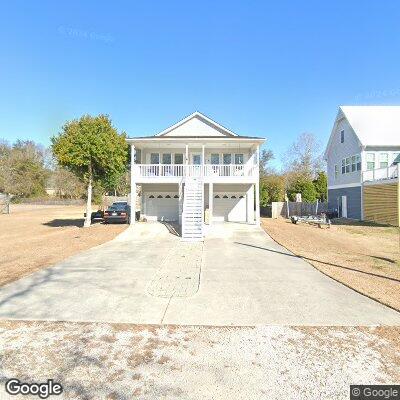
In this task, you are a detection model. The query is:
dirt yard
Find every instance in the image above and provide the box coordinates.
[0,321,398,399]
[0,205,126,287]
[262,218,400,311]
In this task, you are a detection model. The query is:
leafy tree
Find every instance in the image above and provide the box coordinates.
[313,171,328,202]
[51,115,128,227]
[0,140,48,197]
[287,175,317,202]
[260,175,285,206]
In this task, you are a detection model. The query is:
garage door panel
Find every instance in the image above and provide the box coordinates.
[146,193,179,221]
[214,193,246,222]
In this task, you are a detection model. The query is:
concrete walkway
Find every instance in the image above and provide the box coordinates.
[0,222,399,325]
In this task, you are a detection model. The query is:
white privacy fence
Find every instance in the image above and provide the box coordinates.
[133,164,256,178]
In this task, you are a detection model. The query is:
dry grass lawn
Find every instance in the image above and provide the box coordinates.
[0,204,126,286]
[262,217,400,311]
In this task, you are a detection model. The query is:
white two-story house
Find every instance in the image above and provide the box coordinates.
[325,106,400,222]
[126,112,265,240]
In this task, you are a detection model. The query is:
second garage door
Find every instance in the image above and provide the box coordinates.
[146,193,179,221]
[213,193,247,222]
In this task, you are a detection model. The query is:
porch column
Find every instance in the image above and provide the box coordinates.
[255,180,260,225]
[185,144,189,177]
[202,144,205,176]
[246,184,254,223]
[130,144,136,224]
[209,182,213,225]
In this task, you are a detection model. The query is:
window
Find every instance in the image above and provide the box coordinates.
[334,165,339,179]
[366,153,375,170]
[380,153,388,168]
[235,154,244,164]
[150,153,160,164]
[345,157,350,173]
[174,153,183,164]
[356,155,361,171]
[340,130,345,143]
[393,153,400,165]
[223,154,232,164]
[162,153,171,164]
[211,154,220,164]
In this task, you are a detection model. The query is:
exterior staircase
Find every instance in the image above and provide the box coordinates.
[182,178,204,241]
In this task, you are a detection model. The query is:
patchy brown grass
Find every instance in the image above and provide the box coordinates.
[0,204,126,286]
[261,217,400,311]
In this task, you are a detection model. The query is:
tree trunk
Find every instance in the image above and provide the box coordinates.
[84,169,92,228]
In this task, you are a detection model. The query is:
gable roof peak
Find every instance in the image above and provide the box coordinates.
[155,111,238,137]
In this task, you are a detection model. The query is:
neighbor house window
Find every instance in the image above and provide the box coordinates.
[341,159,345,174]
[345,157,351,173]
[393,153,400,164]
[334,165,339,179]
[379,153,388,168]
[340,130,345,143]
[234,154,244,164]
[174,153,183,164]
[162,153,172,164]
[366,153,375,170]
[351,155,361,172]
[223,154,232,164]
[150,153,160,164]
[211,154,220,164]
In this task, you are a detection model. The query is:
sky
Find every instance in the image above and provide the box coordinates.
[1,0,400,169]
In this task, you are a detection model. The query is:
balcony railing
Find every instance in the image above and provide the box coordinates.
[133,164,257,178]
[362,164,399,182]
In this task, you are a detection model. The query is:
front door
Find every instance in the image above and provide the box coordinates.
[341,195,348,218]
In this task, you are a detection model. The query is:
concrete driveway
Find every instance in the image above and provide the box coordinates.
[0,222,399,325]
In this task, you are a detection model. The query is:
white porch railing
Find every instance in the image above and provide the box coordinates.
[133,164,257,178]
[362,164,399,182]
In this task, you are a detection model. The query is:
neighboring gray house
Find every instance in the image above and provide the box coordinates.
[324,106,400,219]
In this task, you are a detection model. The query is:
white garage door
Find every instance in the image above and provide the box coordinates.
[146,193,179,221]
[213,193,246,222]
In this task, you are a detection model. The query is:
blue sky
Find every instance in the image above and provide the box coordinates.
[1,0,400,168]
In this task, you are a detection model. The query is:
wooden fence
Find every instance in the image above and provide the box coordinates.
[263,201,328,219]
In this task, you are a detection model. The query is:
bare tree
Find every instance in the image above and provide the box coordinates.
[282,132,324,179]
[259,149,275,178]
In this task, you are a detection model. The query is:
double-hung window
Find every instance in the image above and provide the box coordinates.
[379,153,388,169]
[351,155,361,172]
[366,153,375,170]
[345,157,351,173]
[210,153,220,164]
[162,153,172,164]
[150,153,160,164]
[223,154,232,164]
[341,159,346,174]
[174,153,183,164]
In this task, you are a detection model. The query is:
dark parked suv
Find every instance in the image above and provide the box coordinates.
[103,201,131,224]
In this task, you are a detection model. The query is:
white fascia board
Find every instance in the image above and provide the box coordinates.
[126,137,265,144]
[328,183,361,189]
